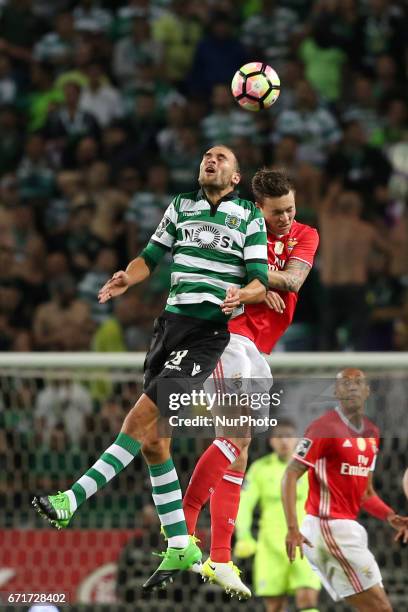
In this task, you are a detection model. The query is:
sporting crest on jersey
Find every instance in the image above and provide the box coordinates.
[294,438,312,458]
[225,213,242,230]
[287,238,298,253]
[155,216,170,238]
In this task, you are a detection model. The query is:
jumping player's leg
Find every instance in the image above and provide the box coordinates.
[345,585,392,612]
[209,445,249,562]
[33,393,158,525]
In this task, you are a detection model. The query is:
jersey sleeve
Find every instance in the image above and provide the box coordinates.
[139,199,177,270]
[288,227,319,267]
[235,461,261,540]
[293,422,328,468]
[243,206,268,287]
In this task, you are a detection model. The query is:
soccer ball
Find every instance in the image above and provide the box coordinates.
[231,62,280,111]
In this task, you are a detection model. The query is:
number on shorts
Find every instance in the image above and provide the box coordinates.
[165,350,188,366]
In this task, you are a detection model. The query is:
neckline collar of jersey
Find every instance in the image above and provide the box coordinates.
[197,187,239,206]
[335,405,364,434]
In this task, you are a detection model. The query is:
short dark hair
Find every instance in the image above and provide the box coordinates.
[252,168,294,202]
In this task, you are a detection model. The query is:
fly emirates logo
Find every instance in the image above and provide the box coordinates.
[268,258,285,271]
[340,454,370,477]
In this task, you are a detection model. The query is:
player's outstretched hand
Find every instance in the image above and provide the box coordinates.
[285,528,312,563]
[221,286,241,314]
[387,513,408,531]
[394,527,408,545]
[98,271,130,303]
[265,290,286,313]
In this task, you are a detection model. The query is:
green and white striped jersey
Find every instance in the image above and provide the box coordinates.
[140,189,268,323]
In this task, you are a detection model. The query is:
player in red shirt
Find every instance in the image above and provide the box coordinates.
[282,368,408,611]
[182,169,319,599]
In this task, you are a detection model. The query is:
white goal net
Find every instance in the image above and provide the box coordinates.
[0,352,407,612]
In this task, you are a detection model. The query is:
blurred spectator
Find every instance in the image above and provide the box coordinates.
[126,163,172,258]
[241,0,299,69]
[364,251,404,350]
[65,200,106,276]
[33,274,93,350]
[188,11,248,96]
[157,99,188,158]
[43,80,100,167]
[361,0,407,76]
[152,0,203,85]
[0,0,38,62]
[393,297,408,350]
[44,170,84,245]
[0,106,23,174]
[24,62,64,132]
[165,127,202,193]
[370,98,408,150]
[34,381,92,442]
[33,12,78,69]
[318,187,389,350]
[273,80,341,167]
[0,54,17,105]
[342,74,382,140]
[123,93,160,171]
[373,54,404,101]
[112,16,162,88]
[201,83,258,146]
[32,421,85,491]
[73,0,112,34]
[79,63,124,128]
[78,247,118,324]
[271,135,322,212]
[92,290,152,351]
[83,161,128,246]
[16,134,55,200]
[326,119,392,216]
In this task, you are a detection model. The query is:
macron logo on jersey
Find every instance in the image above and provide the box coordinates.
[342,439,352,448]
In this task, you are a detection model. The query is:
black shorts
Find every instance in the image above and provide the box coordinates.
[143,312,230,415]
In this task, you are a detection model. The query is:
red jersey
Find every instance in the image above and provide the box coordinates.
[229,220,319,353]
[293,408,380,520]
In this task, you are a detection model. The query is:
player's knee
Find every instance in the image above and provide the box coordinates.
[229,436,251,452]
[295,587,319,609]
[231,444,250,471]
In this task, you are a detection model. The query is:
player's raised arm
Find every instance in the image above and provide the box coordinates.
[98,199,178,304]
[268,227,319,294]
[281,458,311,562]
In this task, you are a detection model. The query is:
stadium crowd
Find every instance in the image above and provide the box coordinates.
[0,0,407,353]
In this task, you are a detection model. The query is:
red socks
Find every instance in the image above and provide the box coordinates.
[183,437,240,534]
[210,470,244,562]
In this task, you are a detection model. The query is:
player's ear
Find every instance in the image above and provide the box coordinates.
[255,200,263,210]
[232,172,241,186]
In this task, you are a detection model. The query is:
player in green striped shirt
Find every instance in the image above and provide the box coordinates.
[234,420,320,611]
[33,145,268,590]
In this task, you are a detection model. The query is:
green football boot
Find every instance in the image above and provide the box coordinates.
[32,492,73,529]
[142,535,202,590]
